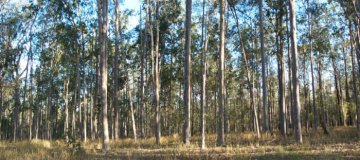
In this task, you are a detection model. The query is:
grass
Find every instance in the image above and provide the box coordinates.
[1,127,360,159]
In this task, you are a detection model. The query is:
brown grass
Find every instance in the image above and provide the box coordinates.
[1,127,360,159]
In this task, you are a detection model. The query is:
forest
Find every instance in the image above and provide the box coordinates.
[1,0,360,159]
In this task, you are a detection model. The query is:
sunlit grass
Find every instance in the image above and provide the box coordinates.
[1,126,359,159]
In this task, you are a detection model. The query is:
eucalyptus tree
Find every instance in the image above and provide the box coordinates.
[97,0,110,150]
[259,0,268,132]
[289,0,302,143]
[217,0,226,146]
[183,0,192,145]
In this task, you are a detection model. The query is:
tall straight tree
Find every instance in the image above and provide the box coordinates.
[259,0,268,132]
[289,0,302,143]
[64,78,69,142]
[183,0,192,145]
[140,2,147,137]
[200,0,208,149]
[154,0,161,145]
[217,0,225,146]
[113,0,120,140]
[97,0,110,150]
[275,0,286,135]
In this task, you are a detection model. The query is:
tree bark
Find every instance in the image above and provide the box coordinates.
[259,0,268,132]
[154,0,161,145]
[126,79,137,141]
[113,0,120,140]
[64,78,69,142]
[97,0,110,150]
[217,0,226,146]
[200,0,208,149]
[140,2,146,138]
[83,70,88,142]
[183,0,192,145]
[275,2,286,135]
[289,0,302,143]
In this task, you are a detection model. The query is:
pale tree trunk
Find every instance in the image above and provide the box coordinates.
[286,6,293,130]
[146,0,154,90]
[113,0,120,140]
[83,71,88,142]
[47,56,54,140]
[126,78,137,141]
[140,3,146,138]
[217,0,226,146]
[92,55,99,140]
[154,0,161,145]
[289,0,302,143]
[275,2,286,135]
[73,51,79,139]
[200,0,208,149]
[230,5,260,139]
[13,74,20,142]
[97,0,110,150]
[33,85,40,140]
[28,52,33,140]
[183,0,192,145]
[259,0,268,132]
[64,78,69,142]
[344,45,350,103]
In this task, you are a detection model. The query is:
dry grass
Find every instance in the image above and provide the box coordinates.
[1,127,360,159]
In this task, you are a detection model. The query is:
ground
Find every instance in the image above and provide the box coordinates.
[1,127,360,160]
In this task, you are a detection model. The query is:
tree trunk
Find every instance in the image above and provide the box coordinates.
[97,0,110,150]
[140,3,146,138]
[126,79,137,141]
[217,0,226,146]
[200,0,208,149]
[183,0,192,145]
[275,2,286,135]
[289,0,302,143]
[154,0,161,145]
[83,71,88,142]
[259,0,268,132]
[13,77,20,142]
[92,55,99,140]
[113,0,120,140]
[64,78,69,142]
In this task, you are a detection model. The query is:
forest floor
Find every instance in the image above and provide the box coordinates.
[1,126,360,160]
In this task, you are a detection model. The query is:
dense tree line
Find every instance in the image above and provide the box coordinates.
[1,0,360,150]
